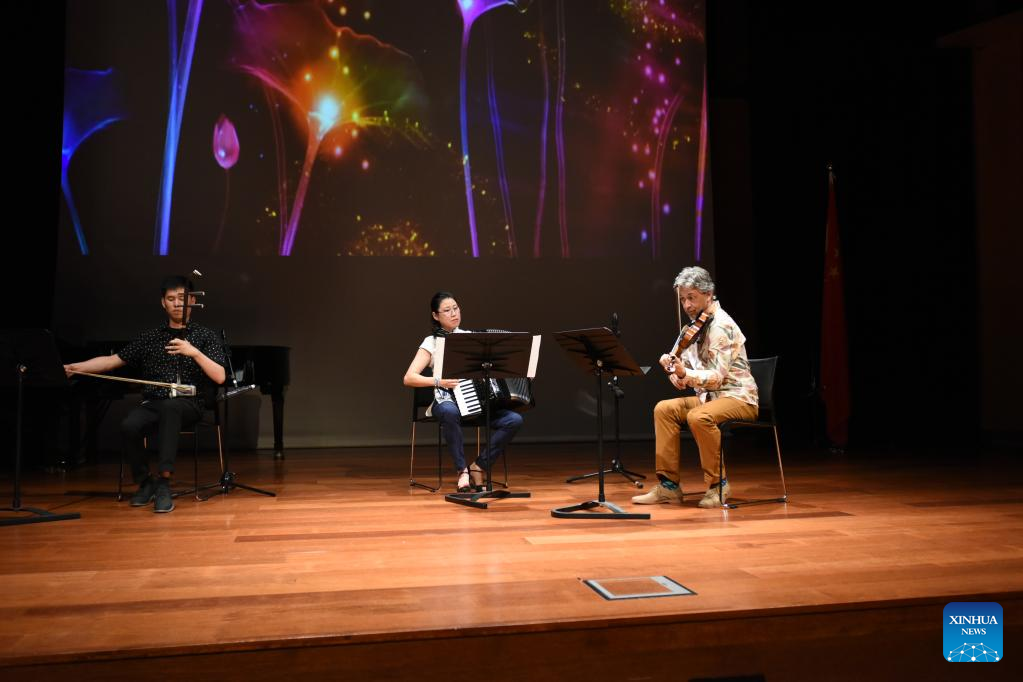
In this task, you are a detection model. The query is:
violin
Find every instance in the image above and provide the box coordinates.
[665,310,712,372]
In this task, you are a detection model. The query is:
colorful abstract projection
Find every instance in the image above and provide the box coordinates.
[212,115,240,252]
[70,0,704,258]
[464,0,706,259]
[155,0,205,256]
[231,0,428,255]
[459,0,524,257]
[62,68,125,255]
[613,0,707,259]
[457,0,568,258]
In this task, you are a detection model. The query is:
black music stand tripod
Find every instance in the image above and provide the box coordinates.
[566,314,647,487]
[440,332,536,510]
[196,332,274,500]
[551,328,649,520]
[566,375,648,488]
[1,329,82,526]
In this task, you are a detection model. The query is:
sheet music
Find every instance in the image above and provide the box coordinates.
[437,332,541,380]
[434,336,446,379]
[528,335,541,379]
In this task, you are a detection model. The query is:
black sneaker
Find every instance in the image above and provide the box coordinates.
[130,476,158,507]
[153,478,175,513]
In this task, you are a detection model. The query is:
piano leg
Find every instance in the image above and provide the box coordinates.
[67,393,83,466]
[271,389,285,459]
[84,398,111,464]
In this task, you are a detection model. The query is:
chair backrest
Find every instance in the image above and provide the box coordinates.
[748,356,778,420]
[206,385,226,425]
[412,367,436,420]
[199,383,221,410]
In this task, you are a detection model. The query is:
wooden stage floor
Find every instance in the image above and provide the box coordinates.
[1,441,1021,680]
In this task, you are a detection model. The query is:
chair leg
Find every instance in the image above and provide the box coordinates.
[411,422,445,493]
[720,425,789,509]
[409,422,441,493]
[190,424,224,501]
[436,425,444,490]
[408,422,416,482]
[194,428,201,500]
[215,425,225,476]
[772,425,788,501]
[117,449,125,502]
[501,445,509,489]
[719,441,726,508]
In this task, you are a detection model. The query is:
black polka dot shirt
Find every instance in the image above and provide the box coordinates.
[117,324,226,407]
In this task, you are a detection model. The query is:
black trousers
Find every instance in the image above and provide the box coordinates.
[120,398,202,483]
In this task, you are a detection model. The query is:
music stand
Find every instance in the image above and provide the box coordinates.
[1,329,82,526]
[565,374,648,487]
[551,328,650,520]
[566,315,648,488]
[437,332,538,509]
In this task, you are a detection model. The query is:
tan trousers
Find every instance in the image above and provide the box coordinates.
[653,396,758,486]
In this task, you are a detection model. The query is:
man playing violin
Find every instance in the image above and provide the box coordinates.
[63,275,226,513]
[632,266,759,509]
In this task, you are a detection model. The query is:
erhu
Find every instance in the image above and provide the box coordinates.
[171,270,206,397]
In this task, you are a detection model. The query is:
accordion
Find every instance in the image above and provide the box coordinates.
[439,328,535,418]
[452,377,535,418]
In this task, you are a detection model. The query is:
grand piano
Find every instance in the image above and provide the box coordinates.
[228,345,290,459]
[61,339,291,462]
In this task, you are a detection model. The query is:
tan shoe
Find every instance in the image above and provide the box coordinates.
[631,483,683,505]
[698,481,731,508]
[456,469,472,492]
[469,462,485,490]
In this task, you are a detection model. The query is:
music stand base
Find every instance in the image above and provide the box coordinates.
[173,482,222,500]
[409,479,440,493]
[551,500,650,520]
[445,489,531,510]
[566,460,647,488]
[1,507,81,526]
[723,495,788,510]
[196,472,276,500]
[65,490,121,499]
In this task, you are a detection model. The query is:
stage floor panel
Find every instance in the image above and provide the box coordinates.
[1,442,1021,679]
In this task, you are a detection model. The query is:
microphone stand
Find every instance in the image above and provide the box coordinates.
[565,313,647,488]
[198,328,274,499]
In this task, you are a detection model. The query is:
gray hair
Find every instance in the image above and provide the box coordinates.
[673,266,715,294]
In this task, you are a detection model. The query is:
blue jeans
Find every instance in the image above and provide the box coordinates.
[431,401,523,472]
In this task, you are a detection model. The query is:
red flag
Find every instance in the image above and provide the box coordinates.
[821,167,850,447]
